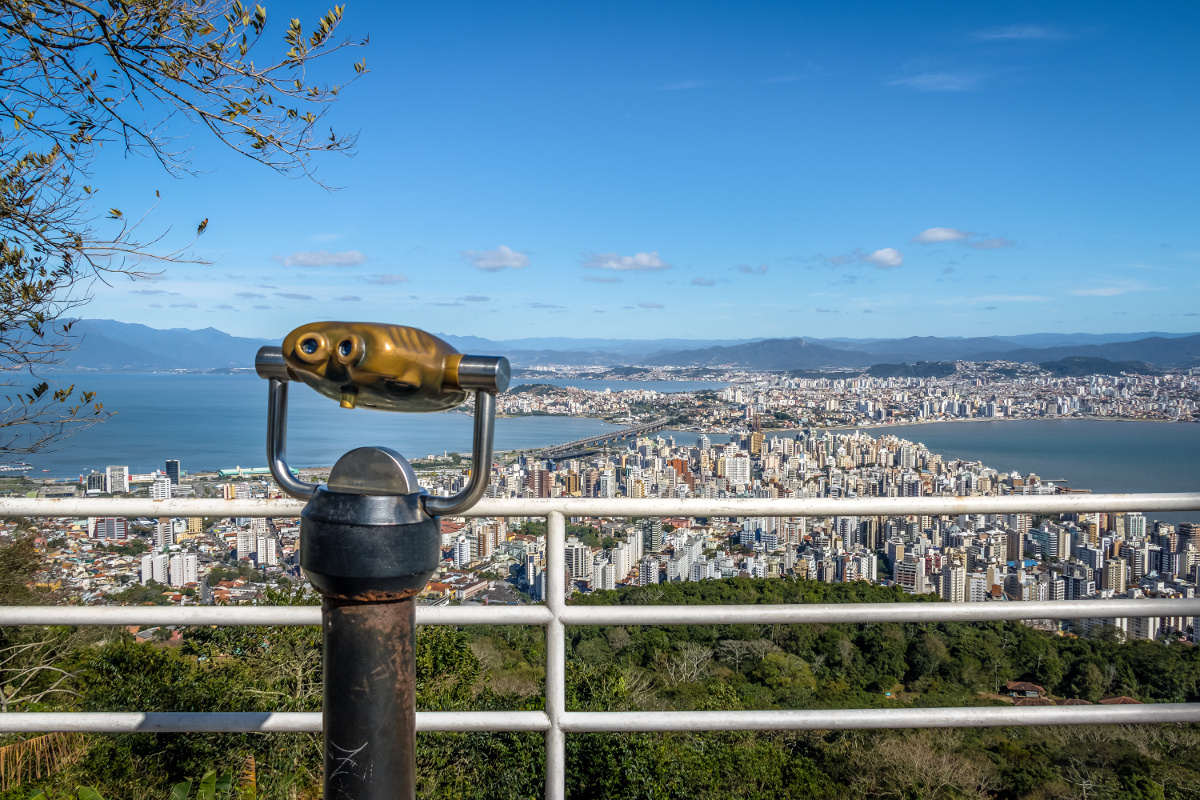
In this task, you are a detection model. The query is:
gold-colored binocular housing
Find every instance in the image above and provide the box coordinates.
[259,321,510,412]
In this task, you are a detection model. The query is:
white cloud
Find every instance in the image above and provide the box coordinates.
[913,228,1016,249]
[935,294,1049,305]
[364,274,408,285]
[691,277,716,286]
[459,295,490,302]
[1070,281,1149,297]
[967,237,1015,250]
[582,251,671,272]
[638,302,665,309]
[735,264,769,275]
[461,245,530,271]
[863,248,904,268]
[584,275,622,284]
[973,24,1066,41]
[276,249,367,267]
[913,227,973,243]
[890,73,981,92]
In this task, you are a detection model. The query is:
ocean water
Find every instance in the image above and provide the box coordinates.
[18,374,619,477]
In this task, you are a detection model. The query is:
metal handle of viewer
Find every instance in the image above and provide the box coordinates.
[421,390,496,517]
[257,346,321,500]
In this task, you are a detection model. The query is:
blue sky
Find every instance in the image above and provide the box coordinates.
[84,1,1199,341]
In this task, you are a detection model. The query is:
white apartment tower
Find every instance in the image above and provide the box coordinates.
[140,553,169,584]
[105,465,130,494]
[151,475,172,500]
[638,555,660,586]
[940,562,966,602]
[168,553,198,587]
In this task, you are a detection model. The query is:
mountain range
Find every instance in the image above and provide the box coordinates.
[46,320,1200,372]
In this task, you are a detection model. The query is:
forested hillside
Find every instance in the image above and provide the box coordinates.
[3,562,1199,799]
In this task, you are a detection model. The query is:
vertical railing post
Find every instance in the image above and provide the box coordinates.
[545,511,567,800]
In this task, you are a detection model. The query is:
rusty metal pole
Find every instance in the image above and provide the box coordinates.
[300,457,439,800]
[322,597,417,798]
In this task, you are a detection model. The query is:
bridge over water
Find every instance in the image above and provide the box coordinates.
[537,417,672,459]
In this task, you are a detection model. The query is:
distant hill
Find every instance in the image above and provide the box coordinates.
[647,338,877,369]
[815,336,1021,362]
[1038,357,1159,377]
[53,320,272,371]
[995,331,1198,348]
[980,334,1200,368]
[36,320,1200,372]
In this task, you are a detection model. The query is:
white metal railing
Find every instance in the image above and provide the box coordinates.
[2,493,1200,800]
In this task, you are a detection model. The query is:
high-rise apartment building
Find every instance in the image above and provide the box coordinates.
[168,553,198,587]
[639,519,664,553]
[940,562,966,602]
[638,555,660,586]
[1102,558,1128,592]
[151,475,172,500]
[256,536,278,566]
[140,553,169,584]
[236,529,255,561]
[895,553,928,594]
[566,540,593,581]
[106,465,130,494]
[452,536,471,568]
[153,519,174,551]
[89,517,128,541]
[726,453,751,487]
[165,460,181,486]
[85,471,107,494]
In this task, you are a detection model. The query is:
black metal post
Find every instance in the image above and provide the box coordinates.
[322,596,417,800]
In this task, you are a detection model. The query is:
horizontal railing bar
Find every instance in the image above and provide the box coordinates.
[561,703,1200,731]
[1,492,1197,519]
[560,598,1200,626]
[0,711,550,734]
[3,705,1195,733]
[0,605,555,627]
[467,493,1200,517]
[4,599,1195,628]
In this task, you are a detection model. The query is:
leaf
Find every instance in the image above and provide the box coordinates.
[169,781,192,800]
[214,771,234,797]
[197,770,218,800]
[77,789,106,800]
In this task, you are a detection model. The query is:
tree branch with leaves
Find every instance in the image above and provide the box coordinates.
[0,0,364,453]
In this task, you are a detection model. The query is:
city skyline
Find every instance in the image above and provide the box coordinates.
[78,1,1199,340]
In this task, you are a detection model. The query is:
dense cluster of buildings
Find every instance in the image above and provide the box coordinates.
[12,462,296,606]
[6,405,1197,645]
[499,366,1200,428]
[431,426,1196,642]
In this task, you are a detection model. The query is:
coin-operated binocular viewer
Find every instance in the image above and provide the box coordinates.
[256,322,509,800]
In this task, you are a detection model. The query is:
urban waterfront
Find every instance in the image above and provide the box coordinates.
[18,374,1199,520]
